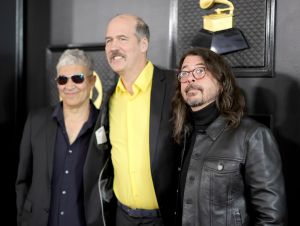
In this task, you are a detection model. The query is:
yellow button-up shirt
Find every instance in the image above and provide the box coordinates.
[109,61,158,209]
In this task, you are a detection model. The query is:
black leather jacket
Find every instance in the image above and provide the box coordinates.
[179,116,287,226]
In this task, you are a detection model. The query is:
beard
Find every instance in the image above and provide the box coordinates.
[186,98,203,108]
[183,83,204,107]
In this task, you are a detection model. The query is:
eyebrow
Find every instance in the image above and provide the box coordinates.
[181,62,205,70]
[105,34,129,40]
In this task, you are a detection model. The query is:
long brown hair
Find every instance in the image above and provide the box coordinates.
[172,47,245,144]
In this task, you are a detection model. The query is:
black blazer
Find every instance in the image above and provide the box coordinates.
[15,106,103,226]
[148,66,179,225]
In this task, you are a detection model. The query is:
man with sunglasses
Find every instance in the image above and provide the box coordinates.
[87,14,179,226]
[16,49,103,226]
[172,47,287,226]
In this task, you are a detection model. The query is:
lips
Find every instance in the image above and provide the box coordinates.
[64,92,77,96]
[185,84,202,94]
[112,56,123,60]
[110,50,126,61]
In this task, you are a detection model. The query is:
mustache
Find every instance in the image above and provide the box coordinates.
[184,84,203,93]
[110,50,126,59]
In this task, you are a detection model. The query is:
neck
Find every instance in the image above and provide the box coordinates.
[120,59,148,94]
[63,101,91,144]
[191,102,219,132]
[63,101,90,122]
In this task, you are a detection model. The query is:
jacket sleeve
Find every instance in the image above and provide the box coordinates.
[15,113,33,225]
[244,126,287,226]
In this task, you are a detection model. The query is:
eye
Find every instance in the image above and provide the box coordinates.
[119,35,128,41]
[179,71,189,77]
[194,67,205,75]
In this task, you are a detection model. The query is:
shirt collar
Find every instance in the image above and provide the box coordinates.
[116,61,154,94]
[52,101,98,130]
[52,102,64,125]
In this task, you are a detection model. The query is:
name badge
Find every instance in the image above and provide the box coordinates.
[95,126,107,145]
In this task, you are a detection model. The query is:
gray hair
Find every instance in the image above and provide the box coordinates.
[56,49,93,75]
[135,16,150,41]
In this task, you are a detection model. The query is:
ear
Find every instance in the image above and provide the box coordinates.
[140,37,149,53]
[89,74,96,86]
[93,75,97,85]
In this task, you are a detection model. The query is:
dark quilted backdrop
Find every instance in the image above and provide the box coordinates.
[176,0,274,74]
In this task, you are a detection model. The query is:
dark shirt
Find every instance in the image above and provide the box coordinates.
[48,102,98,226]
[179,102,219,212]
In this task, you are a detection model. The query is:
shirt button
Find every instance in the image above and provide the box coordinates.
[60,211,64,215]
[65,170,69,174]
[193,153,200,158]
[62,190,66,195]
[68,149,72,154]
[217,163,224,171]
[186,199,192,204]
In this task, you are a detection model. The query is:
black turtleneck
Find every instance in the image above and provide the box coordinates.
[179,102,220,218]
[192,101,220,133]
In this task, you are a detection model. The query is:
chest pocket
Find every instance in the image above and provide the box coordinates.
[201,159,243,205]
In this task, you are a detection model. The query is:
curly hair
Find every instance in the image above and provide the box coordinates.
[172,47,245,144]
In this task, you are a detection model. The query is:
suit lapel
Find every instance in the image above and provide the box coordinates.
[46,119,57,182]
[149,67,166,166]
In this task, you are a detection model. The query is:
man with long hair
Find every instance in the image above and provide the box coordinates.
[173,47,287,226]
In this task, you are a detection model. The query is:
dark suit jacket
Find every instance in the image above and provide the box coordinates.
[15,105,105,226]
[89,66,180,225]
[147,66,179,225]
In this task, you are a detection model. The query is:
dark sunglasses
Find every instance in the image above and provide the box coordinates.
[56,74,85,85]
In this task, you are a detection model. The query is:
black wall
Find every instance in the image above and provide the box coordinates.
[1,0,21,223]
[1,0,50,224]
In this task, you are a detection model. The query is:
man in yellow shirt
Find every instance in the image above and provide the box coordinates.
[100,13,179,226]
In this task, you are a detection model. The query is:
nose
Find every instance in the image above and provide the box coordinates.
[186,72,195,83]
[64,77,76,88]
[108,39,119,51]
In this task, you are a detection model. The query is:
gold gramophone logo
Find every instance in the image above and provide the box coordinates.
[191,0,249,54]
[200,0,234,32]
[90,71,102,109]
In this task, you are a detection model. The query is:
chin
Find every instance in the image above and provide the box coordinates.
[109,61,124,70]
[186,97,202,106]
[64,101,81,107]
[112,66,124,74]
